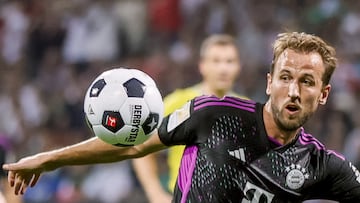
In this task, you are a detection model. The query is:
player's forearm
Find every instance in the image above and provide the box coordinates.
[41,137,139,171]
[43,133,167,171]
[3,132,167,175]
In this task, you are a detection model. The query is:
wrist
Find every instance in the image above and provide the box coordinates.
[39,151,62,171]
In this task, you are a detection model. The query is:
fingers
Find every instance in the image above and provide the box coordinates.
[7,172,39,195]
[4,163,23,188]
[7,171,15,187]
[3,159,43,195]
[30,173,40,187]
[14,174,29,195]
[19,180,29,195]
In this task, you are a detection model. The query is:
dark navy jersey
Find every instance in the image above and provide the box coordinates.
[158,95,360,203]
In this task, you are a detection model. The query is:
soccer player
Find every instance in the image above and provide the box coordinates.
[132,34,246,203]
[3,32,360,202]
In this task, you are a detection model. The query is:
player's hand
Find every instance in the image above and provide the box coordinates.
[2,155,46,195]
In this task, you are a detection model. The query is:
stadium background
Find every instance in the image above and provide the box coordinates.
[0,0,359,202]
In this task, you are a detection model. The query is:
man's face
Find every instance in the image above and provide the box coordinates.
[199,44,240,92]
[266,49,331,131]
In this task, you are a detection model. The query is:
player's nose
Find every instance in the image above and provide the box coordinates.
[288,82,300,100]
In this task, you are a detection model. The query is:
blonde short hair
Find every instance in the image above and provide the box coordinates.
[271,32,337,85]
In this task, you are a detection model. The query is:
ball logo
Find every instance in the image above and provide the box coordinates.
[101,111,124,133]
[106,116,117,128]
[125,105,142,143]
[285,164,309,190]
[88,104,95,115]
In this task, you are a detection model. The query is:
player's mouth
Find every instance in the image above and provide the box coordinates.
[285,103,300,115]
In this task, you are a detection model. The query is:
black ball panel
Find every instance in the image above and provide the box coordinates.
[142,113,159,135]
[123,78,145,98]
[89,79,106,97]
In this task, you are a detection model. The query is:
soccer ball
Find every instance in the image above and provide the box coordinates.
[84,68,164,146]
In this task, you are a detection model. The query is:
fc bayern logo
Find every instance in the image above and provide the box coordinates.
[285,164,309,190]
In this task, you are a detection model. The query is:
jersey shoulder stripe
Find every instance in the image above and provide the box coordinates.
[327,149,345,160]
[299,127,346,160]
[193,95,256,112]
[299,129,325,150]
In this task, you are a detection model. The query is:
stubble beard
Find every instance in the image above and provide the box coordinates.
[271,101,312,132]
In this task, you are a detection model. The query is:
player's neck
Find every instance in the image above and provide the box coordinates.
[263,102,300,145]
[200,82,228,98]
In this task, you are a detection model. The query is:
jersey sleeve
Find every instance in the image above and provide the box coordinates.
[158,100,199,146]
[323,152,360,202]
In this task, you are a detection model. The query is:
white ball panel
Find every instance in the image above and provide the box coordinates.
[115,125,148,146]
[92,125,119,145]
[119,98,150,124]
[144,86,164,127]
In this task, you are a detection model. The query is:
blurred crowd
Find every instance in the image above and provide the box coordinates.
[0,0,359,202]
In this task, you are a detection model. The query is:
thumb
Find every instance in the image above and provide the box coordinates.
[2,163,21,171]
[2,163,10,170]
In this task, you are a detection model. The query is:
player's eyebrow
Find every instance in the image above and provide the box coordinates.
[278,69,291,75]
[302,73,315,79]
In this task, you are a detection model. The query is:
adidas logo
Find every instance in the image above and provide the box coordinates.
[88,104,95,115]
[228,148,246,162]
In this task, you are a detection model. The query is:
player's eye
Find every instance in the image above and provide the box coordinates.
[280,75,291,82]
[212,58,220,63]
[226,58,235,64]
[301,78,315,86]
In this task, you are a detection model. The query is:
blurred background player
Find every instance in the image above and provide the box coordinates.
[132,34,248,203]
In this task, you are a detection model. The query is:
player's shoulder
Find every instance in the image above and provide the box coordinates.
[297,128,326,151]
[192,95,257,113]
[297,128,348,163]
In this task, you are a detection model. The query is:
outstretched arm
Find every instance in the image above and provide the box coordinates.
[2,132,167,195]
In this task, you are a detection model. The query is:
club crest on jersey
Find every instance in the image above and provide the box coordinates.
[285,164,309,190]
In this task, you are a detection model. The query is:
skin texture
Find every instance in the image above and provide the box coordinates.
[264,48,330,144]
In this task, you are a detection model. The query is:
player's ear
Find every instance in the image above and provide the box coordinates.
[319,84,331,105]
[266,73,272,95]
